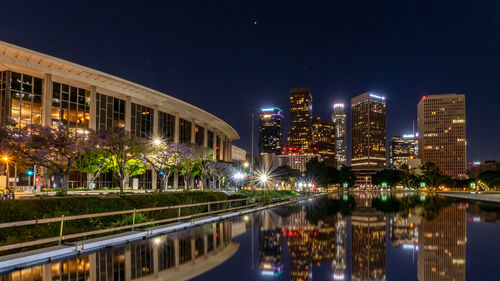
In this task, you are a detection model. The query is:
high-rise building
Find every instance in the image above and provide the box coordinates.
[417,203,466,281]
[289,87,313,152]
[351,207,386,281]
[311,117,336,167]
[351,92,387,187]
[332,103,347,167]
[417,94,466,179]
[389,134,418,168]
[258,107,284,155]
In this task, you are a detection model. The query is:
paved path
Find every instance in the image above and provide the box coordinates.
[438,192,500,204]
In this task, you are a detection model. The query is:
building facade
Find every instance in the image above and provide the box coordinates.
[0,41,238,189]
[258,107,283,155]
[351,92,386,187]
[469,160,500,179]
[331,103,347,168]
[417,94,466,179]
[311,117,336,167]
[288,87,312,152]
[389,134,418,168]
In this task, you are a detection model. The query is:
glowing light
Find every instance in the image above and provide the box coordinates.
[333,103,344,108]
[153,138,162,146]
[2,156,8,162]
[233,172,244,180]
[243,215,250,222]
[369,93,385,100]
[403,134,416,139]
[243,162,249,168]
[153,237,162,245]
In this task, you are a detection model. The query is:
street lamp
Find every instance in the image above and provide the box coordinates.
[2,156,9,190]
[152,138,163,147]
[232,172,245,190]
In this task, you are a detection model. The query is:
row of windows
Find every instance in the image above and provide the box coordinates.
[0,72,227,148]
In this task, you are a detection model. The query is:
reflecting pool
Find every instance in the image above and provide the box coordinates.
[2,192,500,281]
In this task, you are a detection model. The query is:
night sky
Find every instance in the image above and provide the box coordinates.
[1,1,499,162]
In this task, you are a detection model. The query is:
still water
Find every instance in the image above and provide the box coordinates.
[2,192,500,281]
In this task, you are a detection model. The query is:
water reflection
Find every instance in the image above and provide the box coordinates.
[3,193,500,281]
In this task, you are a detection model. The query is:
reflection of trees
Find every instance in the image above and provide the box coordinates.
[304,197,356,225]
[371,194,455,220]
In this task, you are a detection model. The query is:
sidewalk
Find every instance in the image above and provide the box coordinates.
[438,192,500,204]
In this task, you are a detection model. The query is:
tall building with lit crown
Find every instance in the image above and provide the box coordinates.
[258,107,283,155]
[417,94,466,179]
[332,103,347,167]
[311,117,336,167]
[351,92,386,187]
[417,203,466,281]
[389,134,418,168]
[289,87,312,152]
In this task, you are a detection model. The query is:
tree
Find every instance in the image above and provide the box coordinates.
[372,169,403,187]
[421,162,447,188]
[212,161,232,189]
[478,171,500,188]
[179,147,201,190]
[305,157,339,186]
[10,124,96,195]
[339,166,356,187]
[143,142,191,191]
[76,148,112,189]
[101,129,146,193]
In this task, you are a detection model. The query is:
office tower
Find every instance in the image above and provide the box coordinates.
[332,103,347,167]
[417,94,466,179]
[417,204,466,281]
[289,87,313,152]
[332,214,347,280]
[351,207,386,281]
[389,134,418,168]
[258,107,284,155]
[351,92,386,187]
[311,117,336,167]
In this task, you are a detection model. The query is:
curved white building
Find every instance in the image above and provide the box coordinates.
[0,41,238,189]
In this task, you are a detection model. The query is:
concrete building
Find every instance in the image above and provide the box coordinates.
[418,94,466,179]
[332,103,347,167]
[389,134,418,168]
[0,41,238,189]
[278,153,321,173]
[288,87,312,152]
[351,92,387,187]
[258,107,283,155]
[469,160,500,179]
[311,117,336,167]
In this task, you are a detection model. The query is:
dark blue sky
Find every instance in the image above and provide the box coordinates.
[1,0,498,161]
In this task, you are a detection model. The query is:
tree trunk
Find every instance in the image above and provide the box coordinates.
[184,177,189,191]
[61,173,69,195]
[120,177,126,194]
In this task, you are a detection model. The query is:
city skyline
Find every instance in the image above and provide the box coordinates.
[0,1,497,162]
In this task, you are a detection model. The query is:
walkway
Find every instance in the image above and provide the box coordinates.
[438,192,500,204]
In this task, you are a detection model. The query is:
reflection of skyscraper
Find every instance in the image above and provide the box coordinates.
[417,204,466,281]
[389,213,419,248]
[332,213,347,280]
[351,208,386,281]
[289,87,313,152]
[259,229,283,276]
[332,103,347,167]
[259,107,284,155]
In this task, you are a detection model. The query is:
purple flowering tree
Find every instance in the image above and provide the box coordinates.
[143,142,190,191]
[10,124,96,195]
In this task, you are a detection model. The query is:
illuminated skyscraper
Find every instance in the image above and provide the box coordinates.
[417,94,466,179]
[332,103,347,167]
[389,135,418,168]
[351,92,386,187]
[258,107,284,155]
[311,117,336,167]
[289,87,312,152]
[351,207,386,281]
[417,204,466,281]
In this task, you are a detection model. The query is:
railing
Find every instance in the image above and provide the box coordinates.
[0,194,301,253]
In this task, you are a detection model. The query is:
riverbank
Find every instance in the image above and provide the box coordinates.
[438,192,500,204]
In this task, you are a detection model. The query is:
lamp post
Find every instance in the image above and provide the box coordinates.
[250,114,254,192]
